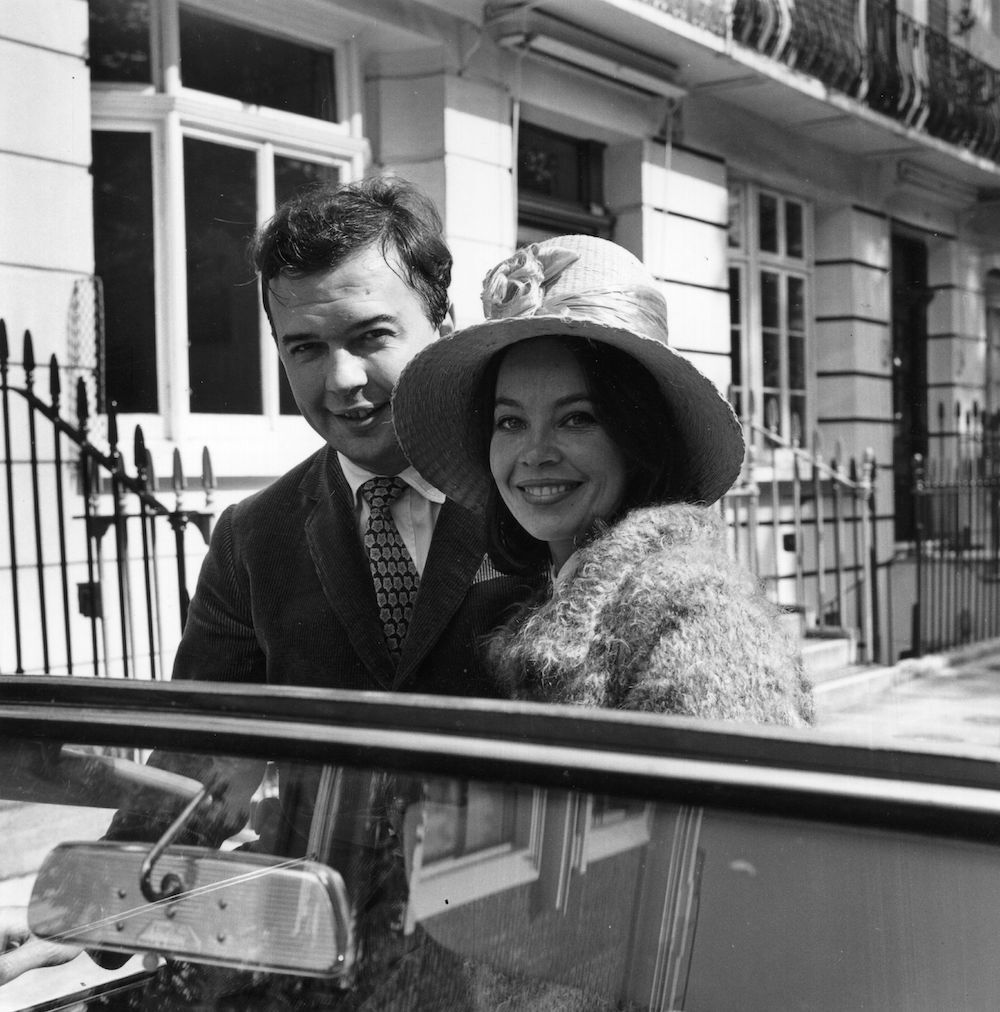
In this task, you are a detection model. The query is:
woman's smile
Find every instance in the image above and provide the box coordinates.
[515,480,583,502]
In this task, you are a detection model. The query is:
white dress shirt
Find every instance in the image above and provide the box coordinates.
[337,452,445,576]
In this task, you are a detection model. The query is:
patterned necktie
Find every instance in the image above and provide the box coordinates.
[360,476,420,663]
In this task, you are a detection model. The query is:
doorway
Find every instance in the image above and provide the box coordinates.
[891,233,930,542]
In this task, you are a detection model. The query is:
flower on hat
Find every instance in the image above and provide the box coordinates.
[481,243,579,320]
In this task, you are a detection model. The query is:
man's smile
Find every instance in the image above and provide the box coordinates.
[333,402,390,424]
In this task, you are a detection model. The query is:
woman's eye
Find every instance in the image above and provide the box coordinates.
[494,415,523,432]
[563,411,598,428]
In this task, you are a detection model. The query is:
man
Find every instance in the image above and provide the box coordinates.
[175,175,536,695]
[0,176,540,995]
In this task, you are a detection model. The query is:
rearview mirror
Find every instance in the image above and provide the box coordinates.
[29,842,354,979]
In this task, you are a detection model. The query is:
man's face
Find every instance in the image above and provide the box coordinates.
[270,245,445,474]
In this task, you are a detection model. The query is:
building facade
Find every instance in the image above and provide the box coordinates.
[4,0,1000,674]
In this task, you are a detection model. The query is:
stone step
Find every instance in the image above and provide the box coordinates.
[801,634,855,682]
[812,663,908,715]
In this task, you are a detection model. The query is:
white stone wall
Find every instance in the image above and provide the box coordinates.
[0,0,93,365]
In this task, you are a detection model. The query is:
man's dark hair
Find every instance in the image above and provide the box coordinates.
[250,175,452,328]
[475,335,680,574]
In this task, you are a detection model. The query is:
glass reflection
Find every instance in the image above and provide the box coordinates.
[8,739,1000,1010]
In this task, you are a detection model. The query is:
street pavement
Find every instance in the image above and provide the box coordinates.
[815,637,1000,753]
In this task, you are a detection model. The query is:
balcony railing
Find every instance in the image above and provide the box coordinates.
[641,0,1000,163]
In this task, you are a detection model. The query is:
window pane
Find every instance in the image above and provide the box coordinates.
[517,122,603,206]
[729,267,742,327]
[759,193,779,253]
[93,131,157,413]
[179,6,337,121]
[762,331,781,387]
[273,157,341,415]
[789,334,806,389]
[274,156,340,206]
[184,137,260,414]
[89,0,152,83]
[729,267,743,405]
[786,200,804,259]
[787,276,805,332]
[760,271,780,329]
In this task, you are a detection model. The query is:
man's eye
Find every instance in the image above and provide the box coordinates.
[357,329,394,347]
[287,342,320,358]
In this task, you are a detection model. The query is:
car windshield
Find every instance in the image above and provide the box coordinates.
[5,685,1000,1011]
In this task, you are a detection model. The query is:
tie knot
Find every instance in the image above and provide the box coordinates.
[361,476,407,512]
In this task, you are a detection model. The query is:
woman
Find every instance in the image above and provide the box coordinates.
[393,235,812,726]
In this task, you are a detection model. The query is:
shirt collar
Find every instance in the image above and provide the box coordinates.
[337,451,446,505]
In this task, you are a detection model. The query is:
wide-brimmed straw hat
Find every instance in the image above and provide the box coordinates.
[392,234,744,512]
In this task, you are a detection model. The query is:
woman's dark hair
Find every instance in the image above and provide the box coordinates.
[477,335,680,574]
[251,175,452,328]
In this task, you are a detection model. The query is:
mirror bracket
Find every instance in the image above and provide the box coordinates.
[140,785,213,903]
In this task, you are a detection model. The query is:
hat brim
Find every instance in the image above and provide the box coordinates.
[393,314,745,513]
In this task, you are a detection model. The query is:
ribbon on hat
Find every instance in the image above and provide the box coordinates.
[481,244,579,320]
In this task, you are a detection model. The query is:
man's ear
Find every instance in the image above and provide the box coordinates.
[438,303,456,337]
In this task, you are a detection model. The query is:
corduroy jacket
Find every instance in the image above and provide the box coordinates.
[173,445,538,695]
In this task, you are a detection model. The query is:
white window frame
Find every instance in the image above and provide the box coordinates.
[90,0,369,472]
[405,786,545,926]
[728,181,814,454]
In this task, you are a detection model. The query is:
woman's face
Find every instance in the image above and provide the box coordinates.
[489,338,628,571]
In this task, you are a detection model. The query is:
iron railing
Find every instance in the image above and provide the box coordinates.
[722,424,881,663]
[0,321,213,679]
[641,0,1000,164]
[911,452,1000,655]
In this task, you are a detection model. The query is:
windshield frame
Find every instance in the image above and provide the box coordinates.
[3,675,1000,840]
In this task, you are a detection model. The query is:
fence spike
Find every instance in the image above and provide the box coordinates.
[22,331,35,378]
[912,452,925,491]
[49,354,61,404]
[76,376,89,429]
[172,447,185,497]
[0,320,8,368]
[108,401,119,454]
[862,447,876,488]
[201,446,215,490]
[134,426,147,477]
[146,449,157,492]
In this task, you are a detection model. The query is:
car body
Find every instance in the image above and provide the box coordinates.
[3,674,1000,1011]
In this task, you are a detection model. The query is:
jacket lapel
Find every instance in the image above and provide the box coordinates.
[304,450,396,689]
[394,499,486,689]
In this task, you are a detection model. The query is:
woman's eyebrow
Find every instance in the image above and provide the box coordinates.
[494,392,592,409]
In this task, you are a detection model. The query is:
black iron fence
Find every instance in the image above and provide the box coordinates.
[911,453,1000,656]
[723,424,881,663]
[1,321,213,678]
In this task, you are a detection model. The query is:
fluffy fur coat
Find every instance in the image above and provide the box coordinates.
[488,503,814,727]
